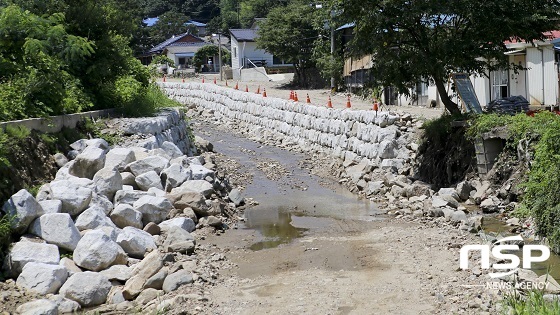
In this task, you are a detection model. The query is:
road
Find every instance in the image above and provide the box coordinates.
[165,76,445,120]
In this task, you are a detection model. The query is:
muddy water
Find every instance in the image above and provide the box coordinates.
[195,121,383,250]
[483,216,560,280]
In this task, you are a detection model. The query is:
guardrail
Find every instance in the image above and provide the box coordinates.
[0,109,116,133]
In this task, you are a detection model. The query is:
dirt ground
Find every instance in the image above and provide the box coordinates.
[190,119,495,315]
[165,76,445,120]
[203,219,491,315]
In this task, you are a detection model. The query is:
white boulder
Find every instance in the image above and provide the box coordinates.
[93,167,123,200]
[29,213,81,251]
[188,164,215,180]
[135,170,164,191]
[38,200,62,214]
[16,262,68,294]
[50,180,93,216]
[16,299,58,315]
[59,271,111,307]
[116,227,157,258]
[158,217,196,233]
[73,230,121,271]
[74,207,114,231]
[2,189,44,234]
[133,196,173,225]
[161,164,191,191]
[110,204,143,229]
[5,241,59,276]
[68,147,106,179]
[127,156,169,176]
[104,148,135,171]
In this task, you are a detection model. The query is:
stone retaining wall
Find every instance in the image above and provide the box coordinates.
[160,82,417,172]
[107,108,196,156]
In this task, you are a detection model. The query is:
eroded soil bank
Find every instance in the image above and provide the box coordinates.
[193,119,495,315]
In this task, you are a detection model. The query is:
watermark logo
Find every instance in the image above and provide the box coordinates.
[460,235,550,279]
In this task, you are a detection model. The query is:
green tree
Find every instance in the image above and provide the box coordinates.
[148,11,193,48]
[0,5,94,119]
[182,0,220,22]
[256,1,320,87]
[332,0,560,114]
[193,45,230,71]
[239,0,288,27]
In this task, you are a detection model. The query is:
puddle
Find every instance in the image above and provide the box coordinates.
[483,216,560,281]
[245,209,306,251]
[195,120,383,251]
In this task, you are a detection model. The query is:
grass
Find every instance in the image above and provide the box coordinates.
[0,215,13,279]
[503,290,560,315]
[468,112,560,249]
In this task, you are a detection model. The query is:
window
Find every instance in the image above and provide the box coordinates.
[273,55,281,65]
[178,57,186,65]
[233,47,237,58]
[491,69,509,100]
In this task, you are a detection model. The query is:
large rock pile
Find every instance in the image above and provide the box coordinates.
[1,135,240,314]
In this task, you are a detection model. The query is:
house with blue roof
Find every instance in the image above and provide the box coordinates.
[142,18,207,36]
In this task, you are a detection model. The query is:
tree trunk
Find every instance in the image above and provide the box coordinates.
[293,65,301,86]
[434,77,461,115]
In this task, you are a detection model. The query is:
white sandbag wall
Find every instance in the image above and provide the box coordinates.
[160,82,413,169]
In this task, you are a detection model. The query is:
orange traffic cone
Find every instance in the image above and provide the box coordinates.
[182,77,185,83]
[235,81,239,90]
[289,91,293,100]
[294,92,299,102]
[327,96,333,108]
[346,95,351,108]
[256,85,260,94]
[306,93,311,104]
[263,88,267,97]
[213,77,217,84]
[163,75,166,82]
[245,85,249,92]
[373,101,379,111]
[202,77,205,83]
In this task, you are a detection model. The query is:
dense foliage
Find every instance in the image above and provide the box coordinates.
[0,1,174,121]
[469,112,560,248]
[192,45,230,71]
[256,0,329,87]
[504,289,560,315]
[330,0,560,113]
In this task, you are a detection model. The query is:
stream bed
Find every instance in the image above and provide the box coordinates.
[195,120,384,251]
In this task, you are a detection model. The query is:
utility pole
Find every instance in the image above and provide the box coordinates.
[237,1,241,27]
[330,25,335,91]
[316,3,336,91]
[218,33,223,81]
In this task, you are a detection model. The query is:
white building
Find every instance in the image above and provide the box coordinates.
[229,25,292,80]
[341,23,560,108]
[145,33,220,72]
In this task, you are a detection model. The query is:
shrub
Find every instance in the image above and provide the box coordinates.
[0,215,13,269]
[469,112,560,248]
[503,289,560,315]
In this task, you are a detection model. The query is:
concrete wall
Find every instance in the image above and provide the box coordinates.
[240,67,271,82]
[160,82,416,171]
[0,109,115,134]
[523,46,557,106]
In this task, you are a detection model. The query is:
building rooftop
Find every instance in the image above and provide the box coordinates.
[229,29,258,42]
